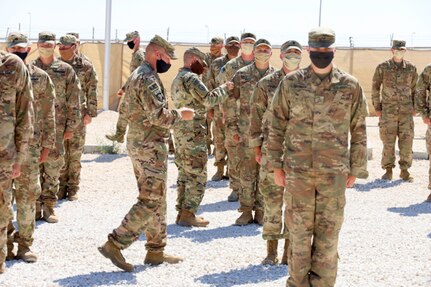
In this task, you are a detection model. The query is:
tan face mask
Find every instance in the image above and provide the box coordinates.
[241,43,254,55]
[283,52,302,71]
[59,47,75,61]
[394,49,406,60]
[254,52,271,63]
[38,47,55,58]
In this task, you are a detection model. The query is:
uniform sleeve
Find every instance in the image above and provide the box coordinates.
[410,66,418,110]
[222,71,240,133]
[415,67,431,119]
[206,63,217,90]
[40,75,56,149]
[65,69,82,133]
[371,65,383,112]
[267,80,290,169]
[84,64,98,117]
[185,74,229,107]
[349,83,369,178]
[249,81,267,148]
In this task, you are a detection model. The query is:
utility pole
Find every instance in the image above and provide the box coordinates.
[103,0,112,111]
[318,0,322,26]
[92,27,95,42]
[167,27,170,41]
[28,12,31,40]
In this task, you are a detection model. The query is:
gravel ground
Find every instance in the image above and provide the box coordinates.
[1,112,430,287]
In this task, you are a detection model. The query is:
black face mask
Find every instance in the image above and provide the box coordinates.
[156,59,171,73]
[13,51,28,61]
[190,60,205,75]
[309,51,334,69]
[127,41,135,50]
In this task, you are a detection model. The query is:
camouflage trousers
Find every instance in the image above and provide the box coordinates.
[379,114,414,169]
[225,128,241,192]
[39,146,65,205]
[285,170,346,287]
[427,127,431,189]
[109,141,168,252]
[213,108,227,166]
[174,129,207,214]
[8,145,41,247]
[260,151,287,240]
[60,128,86,195]
[206,115,213,149]
[238,144,263,212]
[115,95,128,136]
[0,163,13,266]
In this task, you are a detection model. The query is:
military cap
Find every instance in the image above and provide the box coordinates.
[225,36,240,46]
[392,40,406,50]
[210,37,224,45]
[7,32,29,48]
[38,31,56,44]
[124,31,139,42]
[185,47,207,66]
[67,32,80,39]
[254,39,272,49]
[308,27,335,48]
[241,32,256,41]
[149,34,177,60]
[59,35,77,46]
[281,40,303,53]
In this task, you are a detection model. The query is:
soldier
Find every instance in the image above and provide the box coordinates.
[33,31,81,223]
[415,63,431,202]
[268,27,368,286]
[249,40,303,264]
[5,32,56,263]
[226,39,275,226]
[66,32,92,64]
[105,31,145,143]
[207,36,240,181]
[0,50,34,274]
[98,35,194,272]
[172,47,234,227]
[58,34,98,201]
[217,32,256,202]
[372,40,418,181]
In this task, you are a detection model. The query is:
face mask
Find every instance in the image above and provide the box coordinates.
[190,60,205,75]
[156,58,171,73]
[127,41,135,50]
[283,53,302,71]
[309,51,334,69]
[225,45,240,56]
[59,47,75,61]
[210,46,222,56]
[241,43,254,55]
[254,52,271,64]
[13,51,28,61]
[38,47,55,58]
[394,50,406,60]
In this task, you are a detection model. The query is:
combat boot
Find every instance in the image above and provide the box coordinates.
[177,210,209,227]
[0,262,5,274]
[57,186,67,200]
[262,240,278,265]
[6,238,15,261]
[35,201,42,221]
[234,211,253,226]
[281,239,289,265]
[227,189,239,202]
[144,251,183,265]
[400,169,413,182]
[105,132,125,143]
[426,193,431,202]
[223,168,229,180]
[68,190,78,201]
[211,163,224,181]
[254,210,264,225]
[381,168,393,180]
[16,245,37,263]
[98,240,134,272]
[42,204,58,223]
[175,211,182,224]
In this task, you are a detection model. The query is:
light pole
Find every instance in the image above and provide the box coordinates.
[28,12,31,40]
[318,0,322,26]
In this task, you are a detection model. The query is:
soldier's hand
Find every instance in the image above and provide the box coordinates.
[233,134,240,143]
[179,108,195,121]
[255,146,262,165]
[117,88,125,98]
[224,81,234,91]
[83,114,92,126]
[346,175,356,188]
[12,163,21,179]
[64,131,74,140]
[274,168,286,187]
[376,111,382,117]
[39,148,50,163]
[423,118,431,125]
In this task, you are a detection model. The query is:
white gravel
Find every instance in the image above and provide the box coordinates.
[1,112,430,287]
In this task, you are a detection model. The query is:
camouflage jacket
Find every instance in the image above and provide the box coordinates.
[130,48,146,73]
[207,55,231,90]
[268,65,369,178]
[171,67,229,132]
[372,58,418,115]
[216,55,253,85]
[125,61,181,143]
[202,52,223,87]
[249,69,286,152]
[27,62,56,149]
[0,51,34,164]
[415,64,431,119]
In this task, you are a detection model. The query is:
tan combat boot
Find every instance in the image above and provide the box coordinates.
[6,238,15,261]
[0,262,5,274]
[234,211,253,226]
[281,239,289,265]
[16,245,37,263]
[98,240,134,272]
[254,210,264,225]
[175,211,182,224]
[262,240,278,265]
[144,251,183,265]
[381,168,393,180]
[400,169,413,182]
[42,204,58,223]
[105,132,125,143]
[35,201,42,221]
[57,186,67,200]
[177,210,209,227]
[68,190,78,201]
[211,163,224,181]
[227,189,239,202]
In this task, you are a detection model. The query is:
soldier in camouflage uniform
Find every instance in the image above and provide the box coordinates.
[66,32,92,64]
[106,31,146,143]
[225,39,275,226]
[5,32,56,263]
[58,34,98,201]
[0,50,34,274]
[250,40,303,265]
[372,40,418,181]
[415,63,431,202]
[268,27,368,287]
[207,36,240,181]
[98,35,195,272]
[171,47,233,227]
[33,31,81,223]
[216,32,256,202]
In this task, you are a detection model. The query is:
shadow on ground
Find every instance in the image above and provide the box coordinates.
[354,179,404,192]
[387,202,431,217]
[198,200,238,213]
[54,270,137,287]
[196,264,287,287]
[82,154,128,163]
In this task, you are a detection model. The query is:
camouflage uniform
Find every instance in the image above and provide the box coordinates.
[66,33,92,64]
[0,51,34,272]
[372,47,418,172]
[59,35,98,199]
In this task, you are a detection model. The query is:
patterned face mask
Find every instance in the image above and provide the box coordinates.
[283,53,302,71]
[254,52,271,64]
[38,47,55,58]
[394,49,406,60]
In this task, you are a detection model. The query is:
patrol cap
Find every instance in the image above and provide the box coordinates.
[392,40,406,50]
[7,32,29,48]
[225,36,240,46]
[149,34,177,60]
[38,31,56,44]
[308,27,335,48]
[185,47,208,66]
[254,39,272,49]
[240,32,256,42]
[124,31,139,42]
[59,34,77,46]
[281,40,303,53]
[67,32,80,39]
[210,37,224,45]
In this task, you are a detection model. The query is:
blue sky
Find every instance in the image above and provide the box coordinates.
[1,0,430,47]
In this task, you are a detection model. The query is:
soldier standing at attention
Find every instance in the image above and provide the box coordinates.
[268,27,368,286]
[66,32,92,64]
[372,40,418,181]
[98,35,194,272]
